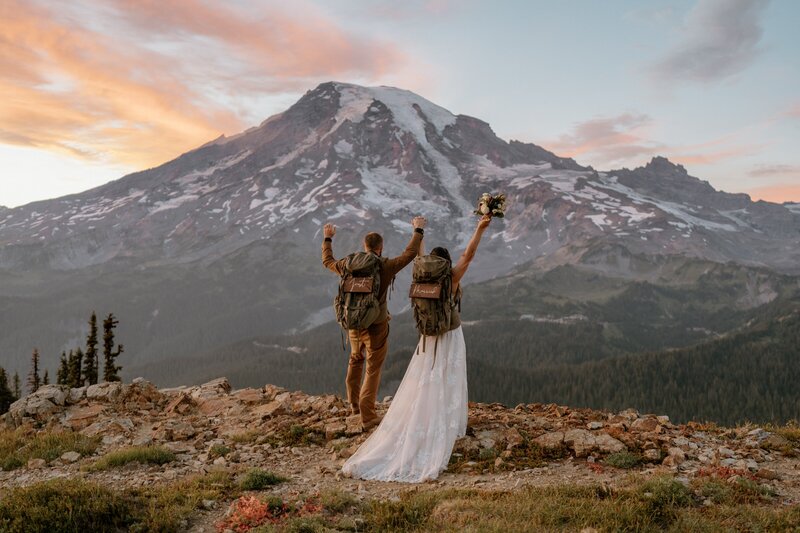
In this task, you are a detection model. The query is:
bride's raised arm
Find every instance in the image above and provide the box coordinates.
[452,214,491,285]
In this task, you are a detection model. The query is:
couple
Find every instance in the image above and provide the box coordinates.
[321,214,492,482]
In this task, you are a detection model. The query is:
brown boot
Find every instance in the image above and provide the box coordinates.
[362,416,383,432]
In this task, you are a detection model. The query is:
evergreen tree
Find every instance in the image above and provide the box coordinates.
[69,348,84,388]
[0,367,14,415]
[102,313,123,382]
[43,369,49,386]
[12,372,20,400]
[83,312,99,385]
[57,352,69,386]
[27,348,41,394]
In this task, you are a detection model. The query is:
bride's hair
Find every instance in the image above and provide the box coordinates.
[430,246,452,266]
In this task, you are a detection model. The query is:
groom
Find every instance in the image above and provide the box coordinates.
[322,216,426,430]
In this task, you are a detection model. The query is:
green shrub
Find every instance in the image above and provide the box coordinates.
[209,443,231,458]
[605,451,642,469]
[89,445,175,471]
[0,478,132,533]
[320,489,359,513]
[240,468,287,491]
[638,475,694,526]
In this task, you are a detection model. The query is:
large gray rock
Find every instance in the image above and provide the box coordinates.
[85,382,124,402]
[7,385,70,425]
[34,384,69,406]
[564,429,626,457]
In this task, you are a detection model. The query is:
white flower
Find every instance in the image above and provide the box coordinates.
[479,203,490,214]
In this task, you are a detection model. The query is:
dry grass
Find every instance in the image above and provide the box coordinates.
[0,428,99,471]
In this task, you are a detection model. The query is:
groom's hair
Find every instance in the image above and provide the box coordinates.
[364,232,383,251]
[430,246,452,266]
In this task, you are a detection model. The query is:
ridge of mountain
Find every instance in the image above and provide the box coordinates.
[1,81,799,382]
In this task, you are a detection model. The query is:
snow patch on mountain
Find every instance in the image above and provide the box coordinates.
[599,175,737,232]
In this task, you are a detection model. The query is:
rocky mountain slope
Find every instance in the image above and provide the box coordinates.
[1,81,799,380]
[2,378,799,531]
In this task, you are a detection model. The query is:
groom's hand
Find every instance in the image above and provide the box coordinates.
[323,223,336,238]
[412,216,427,229]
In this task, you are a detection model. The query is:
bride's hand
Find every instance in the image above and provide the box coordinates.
[477,214,491,230]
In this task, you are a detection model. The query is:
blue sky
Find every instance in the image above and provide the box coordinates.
[1,0,798,207]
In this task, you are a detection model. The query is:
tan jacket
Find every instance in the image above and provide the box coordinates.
[322,231,423,324]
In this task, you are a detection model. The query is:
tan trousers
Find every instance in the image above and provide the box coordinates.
[346,320,389,426]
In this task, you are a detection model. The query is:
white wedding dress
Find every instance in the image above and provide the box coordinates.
[342,326,468,483]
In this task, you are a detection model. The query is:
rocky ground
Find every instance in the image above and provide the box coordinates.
[3,378,799,531]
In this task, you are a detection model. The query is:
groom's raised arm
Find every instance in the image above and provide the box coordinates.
[321,223,345,275]
[384,216,426,276]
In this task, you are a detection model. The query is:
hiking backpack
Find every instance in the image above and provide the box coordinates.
[409,254,455,340]
[334,252,382,331]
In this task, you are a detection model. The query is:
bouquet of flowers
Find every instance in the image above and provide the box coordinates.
[474,192,506,218]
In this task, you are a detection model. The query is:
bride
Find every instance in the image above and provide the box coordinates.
[342,214,492,482]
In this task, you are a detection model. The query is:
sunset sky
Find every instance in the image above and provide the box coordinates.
[1,0,798,208]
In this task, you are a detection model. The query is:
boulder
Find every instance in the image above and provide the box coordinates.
[165,393,195,415]
[27,458,47,469]
[662,447,686,467]
[60,451,81,463]
[33,385,68,406]
[563,429,625,457]
[85,382,123,402]
[630,417,659,433]
[193,378,231,399]
[8,393,65,425]
[325,422,347,440]
[67,386,87,405]
[534,431,565,450]
[63,404,106,430]
[253,400,286,419]
[232,388,263,404]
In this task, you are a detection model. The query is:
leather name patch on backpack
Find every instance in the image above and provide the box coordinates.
[343,277,374,293]
[334,252,382,331]
[409,282,441,299]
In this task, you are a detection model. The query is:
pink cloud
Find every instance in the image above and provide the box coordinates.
[544,112,763,169]
[0,0,410,168]
[748,164,800,178]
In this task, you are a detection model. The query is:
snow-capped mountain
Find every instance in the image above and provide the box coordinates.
[1,82,799,375]
[2,82,798,275]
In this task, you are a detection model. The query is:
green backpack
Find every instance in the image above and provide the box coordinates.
[334,252,382,331]
[409,255,455,342]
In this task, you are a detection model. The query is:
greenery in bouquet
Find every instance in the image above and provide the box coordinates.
[475,192,506,218]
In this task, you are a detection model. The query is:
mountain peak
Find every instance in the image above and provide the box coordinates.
[302,81,458,137]
[642,156,687,175]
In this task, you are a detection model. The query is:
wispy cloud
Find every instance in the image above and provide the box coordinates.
[0,0,409,168]
[546,112,762,170]
[649,0,770,86]
[748,164,800,178]
[546,113,662,167]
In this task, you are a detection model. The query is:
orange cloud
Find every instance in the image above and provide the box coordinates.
[0,0,409,169]
[747,184,800,203]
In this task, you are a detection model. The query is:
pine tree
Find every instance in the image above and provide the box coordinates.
[12,372,20,400]
[69,348,84,388]
[102,313,124,382]
[27,348,41,394]
[43,369,49,386]
[0,367,14,415]
[57,352,69,386]
[83,312,99,385]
